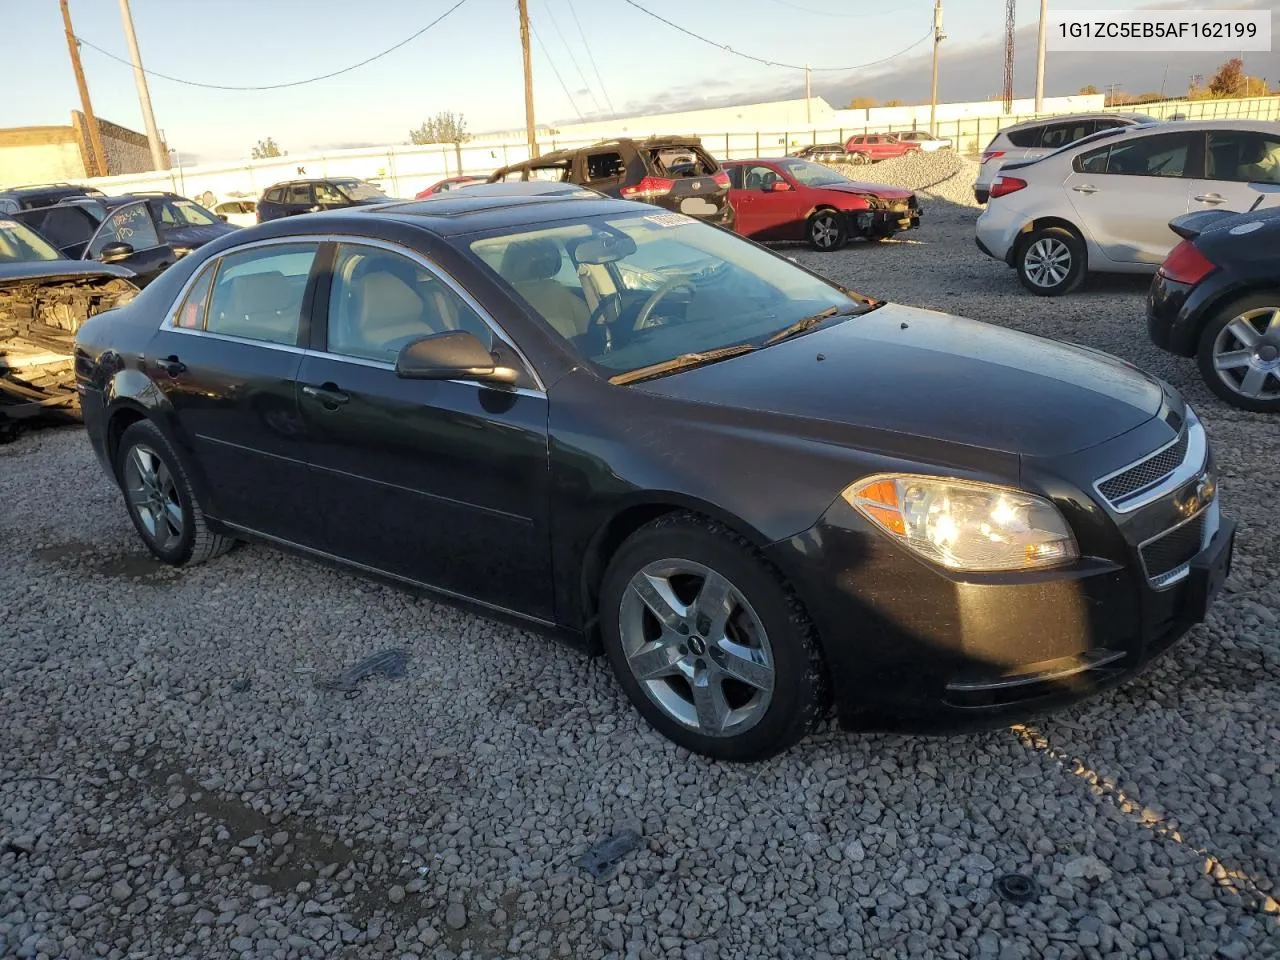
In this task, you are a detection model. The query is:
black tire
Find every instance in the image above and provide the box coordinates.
[1016,225,1086,296]
[115,420,235,566]
[1195,291,1280,413]
[807,209,848,252]
[599,512,829,762]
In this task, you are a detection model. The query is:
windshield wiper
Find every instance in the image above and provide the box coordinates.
[609,343,757,385]
[763,305,858,346]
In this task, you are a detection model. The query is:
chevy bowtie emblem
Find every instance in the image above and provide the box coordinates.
[692,181,701,190]
[1175,473,1216,518]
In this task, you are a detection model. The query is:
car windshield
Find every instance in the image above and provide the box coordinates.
[0,217,63,262]
[470,211,869,379]
[335,180,389,202]
[774,159,850,187]
[165,199,220,225]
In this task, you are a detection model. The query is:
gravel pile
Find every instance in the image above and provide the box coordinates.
[827,151,983,208]
[2,209,1278,960]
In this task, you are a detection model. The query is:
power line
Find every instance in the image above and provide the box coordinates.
[75,0,471,91]
[541,0,604,115]
[566,0,616,115]
[529,19,587,121]
[618,0,933,72]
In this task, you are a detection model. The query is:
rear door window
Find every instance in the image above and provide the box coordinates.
[205,243,318,345]
[13,206,97,251]
[585,151,625,183]
[1075,131,1199,178]
[285,184,313,205]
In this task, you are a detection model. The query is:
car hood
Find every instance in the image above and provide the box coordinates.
[0,260,135,283]
[164,222,238,247]
[635,304,1164,459]
[817,181,913,200]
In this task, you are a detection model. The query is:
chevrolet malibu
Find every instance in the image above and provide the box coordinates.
[73,194,1235,761]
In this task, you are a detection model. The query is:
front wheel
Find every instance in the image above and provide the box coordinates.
[1195,292,1280,412]
[116,420,236,566]
[599,514,829,762]
[1016,225,1085,296]
[807,210,848,252]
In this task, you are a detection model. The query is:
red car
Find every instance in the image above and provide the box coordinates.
[842,134,922,162]
[414,176,486,200]
[723,158,920,251]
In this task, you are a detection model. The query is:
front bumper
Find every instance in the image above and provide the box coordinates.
[767,495,1234,732]
[850,198,920,238]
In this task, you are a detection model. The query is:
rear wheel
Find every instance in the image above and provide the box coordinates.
[807,210,847,252]
[1195,292,1280,412]
[599,514,828,762]
[1016,225,1085,296]
[116,420,235,566]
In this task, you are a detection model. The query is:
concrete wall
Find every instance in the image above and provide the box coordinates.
[0,126,85,186]
[72,94,1280,202]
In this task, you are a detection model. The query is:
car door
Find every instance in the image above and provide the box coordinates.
[147,240,320,539]
[296,240,554,620]
[1192,129,1280,213]
[84,200,176,285]
[580,149,627,199]
[733,163,798,239]
[282,182,315,217]
[1064,130,1201,265]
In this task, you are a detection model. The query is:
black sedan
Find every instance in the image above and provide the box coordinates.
[73,194,1234,761]
[1148,204,1280,413]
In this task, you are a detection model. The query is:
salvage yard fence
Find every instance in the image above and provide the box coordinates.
[64,95,1280,206]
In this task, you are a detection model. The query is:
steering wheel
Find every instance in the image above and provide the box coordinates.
[635,278,695,331]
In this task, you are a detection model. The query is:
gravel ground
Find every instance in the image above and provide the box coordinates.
[2,203,1278,960]
[827,150,982,208]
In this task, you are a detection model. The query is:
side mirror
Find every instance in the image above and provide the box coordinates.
[99,241,134,263]
[769,181,792,192]
[395,331,519,385]
[217,213,229,222]
[308,205,322,213]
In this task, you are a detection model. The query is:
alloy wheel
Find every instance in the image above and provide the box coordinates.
[618,559,775,737]
[122,444,184,552]
[810,214,840,250]
[1211,306,1280,401]
[1023,237,1073,289]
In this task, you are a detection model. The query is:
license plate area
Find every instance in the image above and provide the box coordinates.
[1184,519,1235,621]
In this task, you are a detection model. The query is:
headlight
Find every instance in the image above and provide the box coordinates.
[842,474,1078,572]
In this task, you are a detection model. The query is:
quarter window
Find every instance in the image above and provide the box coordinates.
[264,188,285,203]
[205,243,317,344]
[326,245,494,363]
[88,201,159,258]
[1207,131,1280,183]
[174,263,216,329]
[585,152,625,182]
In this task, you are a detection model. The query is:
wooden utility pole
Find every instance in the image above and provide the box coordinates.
[929,0,944,136]
[60,0,108,177]
[1034,0,1048,112]
[518,0,538,157]
[117,0,168,171]
[805,65,812,124]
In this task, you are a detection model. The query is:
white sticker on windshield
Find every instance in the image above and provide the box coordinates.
[644,212,694,228]
[1229,221,1264,236]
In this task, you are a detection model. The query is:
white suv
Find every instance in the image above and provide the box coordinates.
[973,113,1157,203]
[975,120,1280,295]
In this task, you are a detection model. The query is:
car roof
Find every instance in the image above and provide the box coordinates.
[998,112,1148,132]
[0,182,98,195]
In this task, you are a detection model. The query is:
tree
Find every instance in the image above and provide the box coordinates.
[409,111,470,145]
[883,99,904,107]
[251,137,283,159]
[1209,57,1244,97]
[846,97,877,110]
[1078,84,1099,96]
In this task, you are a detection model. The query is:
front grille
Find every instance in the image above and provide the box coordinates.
[1140,512,1204,583]
[1098,430,1189,503]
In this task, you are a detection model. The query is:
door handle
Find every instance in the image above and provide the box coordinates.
[1194,193,1226,204]
[302,383,349,407]
[1072,184,1098,194]
[157,354,186,377]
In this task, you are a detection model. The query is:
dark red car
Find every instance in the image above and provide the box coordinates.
[723,158,920,251]
[414,176,486,200]
[842,134,922,162]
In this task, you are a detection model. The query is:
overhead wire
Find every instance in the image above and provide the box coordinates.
[74,0,471,91]
[540,0,605,115]
[618,0,933,72]
[566,0,616,115]
[529,20,587,121]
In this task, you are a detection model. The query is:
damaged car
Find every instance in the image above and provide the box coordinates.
[722,158,921,251]
[14,199,176,285]
[0,215,138,439]
[488,136,735,229]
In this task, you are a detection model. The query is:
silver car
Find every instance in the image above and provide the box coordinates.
[975,119,1280,295]
[973,112,1158,203]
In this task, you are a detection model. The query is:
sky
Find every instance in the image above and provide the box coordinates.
[3,0,1276,163]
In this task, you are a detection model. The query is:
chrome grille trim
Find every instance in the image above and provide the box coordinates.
[1094,407,1207,514]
